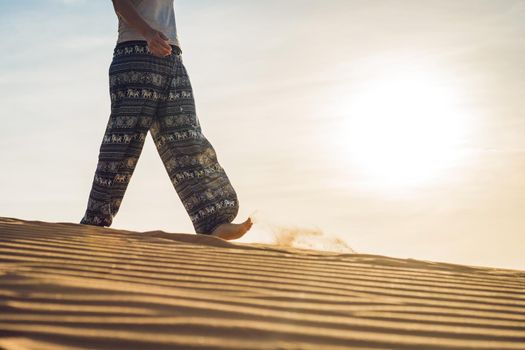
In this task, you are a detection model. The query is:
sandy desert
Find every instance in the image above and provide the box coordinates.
[0,216,524,349]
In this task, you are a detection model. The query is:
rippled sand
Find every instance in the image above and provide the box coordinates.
[0,217,524,350]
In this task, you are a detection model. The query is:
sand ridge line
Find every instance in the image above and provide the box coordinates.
[5,249,525,314]
[2,221,525,288]
[2,319,525,349]
[8,266,525,322]
[5,287,525,324]
[4,311,525,339]
[2,228,523,290]
[2,240,524,304]
[1,217,319,256]
[4,237,523,299]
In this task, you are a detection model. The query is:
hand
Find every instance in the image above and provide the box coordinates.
[144,29,172,57]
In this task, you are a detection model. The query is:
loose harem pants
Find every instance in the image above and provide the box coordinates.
[80,40,239,235]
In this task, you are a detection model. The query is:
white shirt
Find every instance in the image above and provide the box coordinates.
[116,0,181,47]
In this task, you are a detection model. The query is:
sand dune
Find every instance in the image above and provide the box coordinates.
[0,217,524,349]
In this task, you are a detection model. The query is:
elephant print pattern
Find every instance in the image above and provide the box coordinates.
[80,41,239,235]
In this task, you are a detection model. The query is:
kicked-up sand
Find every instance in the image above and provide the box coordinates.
[0,216,524,350]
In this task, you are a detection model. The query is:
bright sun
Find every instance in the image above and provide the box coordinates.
[338,68,468,189]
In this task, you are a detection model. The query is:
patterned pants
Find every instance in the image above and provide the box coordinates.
[80,41,239,235]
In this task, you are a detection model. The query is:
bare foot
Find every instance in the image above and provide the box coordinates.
[210,217,253,240]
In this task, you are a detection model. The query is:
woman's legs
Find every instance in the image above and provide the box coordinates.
[81,41,250,236]
[150,55,240,235]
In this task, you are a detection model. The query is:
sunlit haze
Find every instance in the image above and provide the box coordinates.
[335,62,469,189]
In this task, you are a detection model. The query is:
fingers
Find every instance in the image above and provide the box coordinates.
[149,42,171,57]
[150,41,171,57]
[148,43,165,57]
[154,32,172,51]
[146,30,172,57]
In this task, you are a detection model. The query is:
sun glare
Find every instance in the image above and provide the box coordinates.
[337,68,469,189]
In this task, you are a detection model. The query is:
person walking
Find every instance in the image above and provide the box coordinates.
[80,0,252,240]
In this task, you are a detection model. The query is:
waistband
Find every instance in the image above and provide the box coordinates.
[113,40,182,58]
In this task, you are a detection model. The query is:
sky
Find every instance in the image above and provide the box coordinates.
[1,0,524,270]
